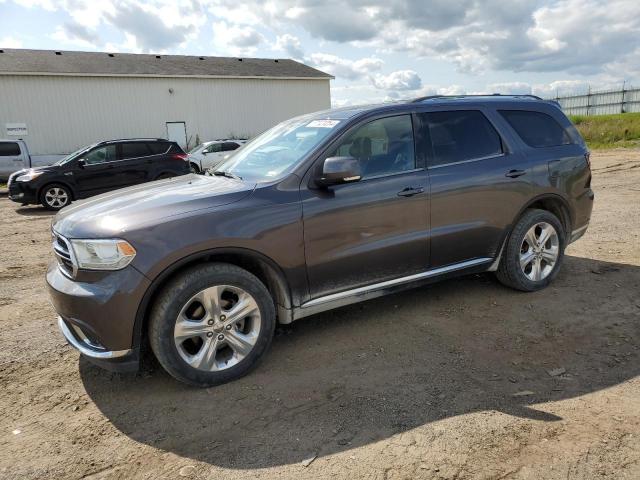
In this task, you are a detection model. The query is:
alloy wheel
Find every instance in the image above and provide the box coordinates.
[44,187,69,209]
[174,285,261,371]
[519,222,559,281]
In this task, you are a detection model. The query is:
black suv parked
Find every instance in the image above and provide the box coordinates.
[8,138,189,210]
[47,95,593,387]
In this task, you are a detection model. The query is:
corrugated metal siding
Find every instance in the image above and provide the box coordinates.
[551,87,640,116]
[0,75,331,155]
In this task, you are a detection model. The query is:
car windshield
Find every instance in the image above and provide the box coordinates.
[54,145,93,165]
[214,117,341,182]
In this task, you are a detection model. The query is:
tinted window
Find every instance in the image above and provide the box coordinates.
[168,143,185,154]
[499,110,572,147]
[121,142,151,159]
[205,143,223,153]
[0,142,20,156]
[83,145,116,165]
[222,142,240,151]
[329,115,415,179]
[147,142,170,155]
[421,110,503,167]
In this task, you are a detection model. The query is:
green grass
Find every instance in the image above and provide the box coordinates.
[569,112,640,149]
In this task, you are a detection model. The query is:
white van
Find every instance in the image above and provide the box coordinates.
[0,140,31,180]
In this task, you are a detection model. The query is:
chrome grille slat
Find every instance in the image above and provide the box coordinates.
[51,231,77,277]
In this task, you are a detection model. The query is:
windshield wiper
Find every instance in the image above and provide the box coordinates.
[213,170,243,180]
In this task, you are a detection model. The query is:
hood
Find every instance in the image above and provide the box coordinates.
[53,174,256,238]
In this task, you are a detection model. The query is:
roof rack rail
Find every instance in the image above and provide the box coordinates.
[410,93,543,103]
[97,138,168,144]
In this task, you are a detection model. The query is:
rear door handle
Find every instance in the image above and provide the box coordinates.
[397,186,424,197]
[505,169,527,178]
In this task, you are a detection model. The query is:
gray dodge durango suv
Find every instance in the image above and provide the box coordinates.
[47,95,594,387]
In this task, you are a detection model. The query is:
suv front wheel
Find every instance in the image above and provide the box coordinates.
[495,208,566,292]
[149,263,276,387]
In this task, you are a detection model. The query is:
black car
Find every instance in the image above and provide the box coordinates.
[8,138,189,210]
[47,95,593,387]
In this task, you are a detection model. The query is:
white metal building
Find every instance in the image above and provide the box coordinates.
[0,48,332,164]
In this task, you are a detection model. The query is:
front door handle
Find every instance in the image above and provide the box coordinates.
[505,169,527,178]
[397,186,424,197]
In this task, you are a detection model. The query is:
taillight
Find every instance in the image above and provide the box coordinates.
[172,153,188,161]
[584,151,591,169]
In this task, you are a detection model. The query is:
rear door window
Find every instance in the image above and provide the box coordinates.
[120,142,152,160]
[0,142,21,156]
[420,110,503,167]
[499,110,572,147]
[222,142,240,151]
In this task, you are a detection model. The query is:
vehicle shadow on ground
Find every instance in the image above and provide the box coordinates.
[13,206,55,216]
[81,255,640,469]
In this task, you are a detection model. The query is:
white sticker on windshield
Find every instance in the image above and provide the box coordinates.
[307,119,340,128]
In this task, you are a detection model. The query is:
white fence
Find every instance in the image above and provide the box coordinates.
[548,86,640,116]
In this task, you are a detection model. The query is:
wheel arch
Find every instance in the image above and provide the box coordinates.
[132,247,293,351]
[37,180,76,202]
[518,194,573,236]
[490,193,573,271]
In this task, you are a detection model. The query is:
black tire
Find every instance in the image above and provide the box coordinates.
[148,263,276,387]
[189,162,201,174]
[155,172,176,180]
[495,208,566,292]
[39,183,72,210]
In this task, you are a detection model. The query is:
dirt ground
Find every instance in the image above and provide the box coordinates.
[0,150,639,480]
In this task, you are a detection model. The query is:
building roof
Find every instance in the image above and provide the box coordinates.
[0,48,333,80]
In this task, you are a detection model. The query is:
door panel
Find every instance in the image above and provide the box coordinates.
[301,114,430,300]
[302,170,430,299]
[74,145,119,196]
[417,109,532,267]
[116,142,153,186]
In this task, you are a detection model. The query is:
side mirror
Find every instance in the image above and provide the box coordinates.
[77,158,86,168]
[202,150,208,155]
[316,156,362,187]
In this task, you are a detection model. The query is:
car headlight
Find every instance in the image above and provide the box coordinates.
[16,170,44,182]
[70,239,136,270]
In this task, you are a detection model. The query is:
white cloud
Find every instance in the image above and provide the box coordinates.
[212,22,265,56]
[308,53,384,80]
[274,34,304,60]
[0,36,23,48]
[370,70,422,91]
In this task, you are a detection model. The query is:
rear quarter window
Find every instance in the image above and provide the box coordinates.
[0,142,21,156]
[147,142,171,155]
[499,110,573,148]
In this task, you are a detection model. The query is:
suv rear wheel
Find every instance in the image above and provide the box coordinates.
[149,263,276,387]
[495,209,565,291]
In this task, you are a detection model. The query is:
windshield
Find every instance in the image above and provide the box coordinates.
[214,117,341,182]
[54,145,93,165]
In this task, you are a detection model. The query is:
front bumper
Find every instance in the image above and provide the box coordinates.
[58,316,139,372]
[47,261,151,371]
[8,180,38,204]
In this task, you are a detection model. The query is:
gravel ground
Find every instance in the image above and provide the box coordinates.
[0,150,639,480]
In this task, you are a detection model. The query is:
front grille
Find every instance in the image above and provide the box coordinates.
[52,232,76,277]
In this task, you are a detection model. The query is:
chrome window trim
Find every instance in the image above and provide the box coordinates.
[428,152,506,170]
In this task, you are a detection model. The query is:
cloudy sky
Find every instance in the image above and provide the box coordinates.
[1,0,639,106]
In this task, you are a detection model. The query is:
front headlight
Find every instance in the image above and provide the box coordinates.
[70,239,136,270]
[16,170,44,182]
